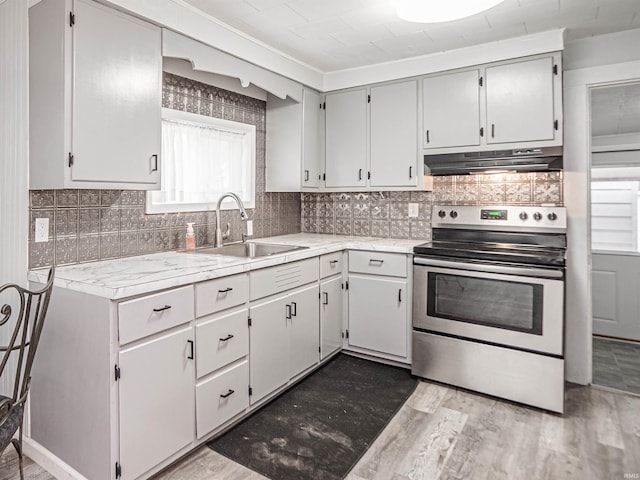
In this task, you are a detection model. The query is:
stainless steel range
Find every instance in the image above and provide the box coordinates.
[412,205,567,413]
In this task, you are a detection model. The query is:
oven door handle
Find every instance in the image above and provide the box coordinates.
[413,257,564,279]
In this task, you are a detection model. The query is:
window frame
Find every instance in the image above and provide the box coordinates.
[146,108,256,214]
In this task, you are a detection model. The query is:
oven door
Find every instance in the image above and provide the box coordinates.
[413,257,564,356]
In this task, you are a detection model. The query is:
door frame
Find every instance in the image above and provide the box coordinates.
[564,59,640,385]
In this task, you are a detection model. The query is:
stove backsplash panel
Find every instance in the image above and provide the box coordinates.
[301,171,563,240]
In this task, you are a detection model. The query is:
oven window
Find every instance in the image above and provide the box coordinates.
[427,272,543,335]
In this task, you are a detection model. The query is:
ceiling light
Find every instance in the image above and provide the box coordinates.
[395,0,506,23]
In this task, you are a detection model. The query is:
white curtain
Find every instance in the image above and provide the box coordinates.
[155,118,252,205]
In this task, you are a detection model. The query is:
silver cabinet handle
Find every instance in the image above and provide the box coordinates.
[369,259,384,264]
[291,301,297,316]
[323,292,329,305]
[153,305,171,312]
[286,304,292,319]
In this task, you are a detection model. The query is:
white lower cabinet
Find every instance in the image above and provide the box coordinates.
[347,251,411,363]
[249,283,320,404]
[320,276,343,359]
[348,276,408,358]
[118,326,195,480]
[196,360,249,439]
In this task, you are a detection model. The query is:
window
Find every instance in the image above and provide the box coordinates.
[146,108,256,214]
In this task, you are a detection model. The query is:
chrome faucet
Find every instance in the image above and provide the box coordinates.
[215,192,249,247]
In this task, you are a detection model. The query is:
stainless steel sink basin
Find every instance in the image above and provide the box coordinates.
[194,242,308,258]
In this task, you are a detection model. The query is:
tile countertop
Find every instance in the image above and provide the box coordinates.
[27,234,424,300]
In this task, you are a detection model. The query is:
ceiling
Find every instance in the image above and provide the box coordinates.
[181,0,640,72]
[591,82,640,137]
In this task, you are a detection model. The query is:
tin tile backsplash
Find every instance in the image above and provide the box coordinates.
[28,73,300,268]
[300,171,563,238]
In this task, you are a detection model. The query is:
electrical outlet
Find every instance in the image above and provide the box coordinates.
[408,203,419,218]
[35,218,49,243]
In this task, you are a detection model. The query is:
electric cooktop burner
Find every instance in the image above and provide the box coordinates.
[414,205,567,268]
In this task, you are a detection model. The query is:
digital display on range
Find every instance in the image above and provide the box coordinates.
[480,209,508,220]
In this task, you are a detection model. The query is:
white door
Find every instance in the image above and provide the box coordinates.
[288,284,320,378]
[249,295,289,403]
[370,81,418,187]
[593,254,640,341]
[325,89,367,188]
[320,277,343,359]
[118,326,194,480]
[485,57,555,144]
[348,275,408,357]
[422,70,481,149]
[72,0,161,184]
[302,89,322,188]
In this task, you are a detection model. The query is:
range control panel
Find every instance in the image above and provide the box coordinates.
[480,209,508,220]
[433,205,567,231]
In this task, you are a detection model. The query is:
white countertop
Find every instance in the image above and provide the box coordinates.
[28,234,423,300]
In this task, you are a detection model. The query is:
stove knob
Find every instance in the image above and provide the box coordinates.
[548,212,558,221]
[533,212,543,221]
[450,210,458,219]
[438,210,446,218]
[519,212,528,221]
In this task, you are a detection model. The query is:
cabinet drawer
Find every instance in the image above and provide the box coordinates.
[195,274,248,318]
[320,252,343,279]
[118,286,194,345]
[196,360,249,439]
[196,309,248,378]
[348,251,407,278]
[250,258,319,300]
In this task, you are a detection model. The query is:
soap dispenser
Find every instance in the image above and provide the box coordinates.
[186,223,196,251]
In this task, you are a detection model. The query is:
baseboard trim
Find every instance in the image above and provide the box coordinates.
[23,437,88,480]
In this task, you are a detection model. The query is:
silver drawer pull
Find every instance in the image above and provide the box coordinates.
[153,305,172,312]
[220,389,235,399]
[369,259,384,264]
[218,287,233,294]
[219,334,234,342]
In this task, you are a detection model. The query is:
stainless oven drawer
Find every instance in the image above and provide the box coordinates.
[412,331,564,413]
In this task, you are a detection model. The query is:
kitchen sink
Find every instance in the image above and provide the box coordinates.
[194,242,308,258]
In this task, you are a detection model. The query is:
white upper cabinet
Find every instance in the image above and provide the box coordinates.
[29,0,162,190]
[485,56,556,144]
[421,53,562,154]
[266,88,323,191]
[324,89,368,188]
[370,81,418,187]
[422,70,481,149]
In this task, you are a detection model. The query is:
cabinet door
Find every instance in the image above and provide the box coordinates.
[288,284,320,378]
[370,81,418,187]
[302,89,322,188]
[325,89,367,188]
[422,70,481,149]
[118,326,194,480]
[320,277,343,359]
[348,275,408,358]
[72,0,161,184]
[249,295,289,404]
[485,57,555,144]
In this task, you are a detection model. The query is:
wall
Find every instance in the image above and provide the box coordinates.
[563,28,640,384]
[301,172,564,238]
[1,0,29,395]
[28,73,301,268]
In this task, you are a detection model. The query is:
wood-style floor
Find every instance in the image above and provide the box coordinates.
[2,381,639,480]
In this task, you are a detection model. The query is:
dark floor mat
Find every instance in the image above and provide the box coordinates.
[208,354,418,480]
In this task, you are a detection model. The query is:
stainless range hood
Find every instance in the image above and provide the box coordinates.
[424,146,563,176]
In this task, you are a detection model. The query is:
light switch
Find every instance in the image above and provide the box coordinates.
[408,203,419,218]
[35,218,49,242]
